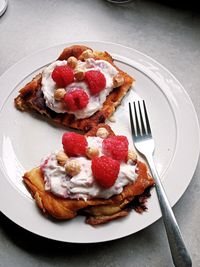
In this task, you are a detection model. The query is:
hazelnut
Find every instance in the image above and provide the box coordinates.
[113,74,124,88]
[86,147,99,159]
[67,56,78,69]
[74,69,85,81]
[96,127,109,139]
[108,115,116,123]
[127,150,137,162]
[54,88,66,100]
[56,150,68,166]
[65,159,81,176]
[81,49,94,60]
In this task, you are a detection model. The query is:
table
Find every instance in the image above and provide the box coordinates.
[0,1,199,266]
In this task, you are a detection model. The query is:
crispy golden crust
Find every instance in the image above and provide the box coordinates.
[14,45,134,131]
[23,124,154,225]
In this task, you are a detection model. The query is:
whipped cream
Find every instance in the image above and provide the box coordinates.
[41,59,118,119]
[41,137,138,201]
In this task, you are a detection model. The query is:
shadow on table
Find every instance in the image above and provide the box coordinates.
[151,0,200,11]
[105,0,200,10]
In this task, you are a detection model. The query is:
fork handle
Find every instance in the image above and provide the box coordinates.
[146,155,192,267]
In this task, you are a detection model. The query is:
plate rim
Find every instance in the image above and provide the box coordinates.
[0,40,199,243]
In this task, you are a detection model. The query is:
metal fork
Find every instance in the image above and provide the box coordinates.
[129,100,192,267]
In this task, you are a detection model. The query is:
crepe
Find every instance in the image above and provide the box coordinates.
[23,124,154,225]
[15,45,134,131]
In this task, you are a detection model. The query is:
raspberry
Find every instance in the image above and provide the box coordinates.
[91,156,120,188]
[52,65,74,87]
[102,135,129,161]
[63,88,89,111]
[62,132,88,156]
[85,70,106,94]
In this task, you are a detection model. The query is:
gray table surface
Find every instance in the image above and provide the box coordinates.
[0,0,200,266]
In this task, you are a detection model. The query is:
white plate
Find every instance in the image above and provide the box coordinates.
[0,41,199,243]
[0,0,8,17]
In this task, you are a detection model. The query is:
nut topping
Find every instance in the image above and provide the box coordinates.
[96,127,109,139]
[56,150,68,166]
[86,147,99,159]
[67,56,78,69]
[65,159,81,176]
[74,69,85,81]
[54,88,66,100]
[81,49,94,60]
[127,150,137,163]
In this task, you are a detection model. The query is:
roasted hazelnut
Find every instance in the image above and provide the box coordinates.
[67,56,78,69]
[127,150,137,162]
[56,150,68,166]
[54,88,66,100]
[65,160,81,176]
[86,147,99,159]
[108,115,116,123]
[81,49,94,60]
[96,127,109,139]
[74,69,85,81]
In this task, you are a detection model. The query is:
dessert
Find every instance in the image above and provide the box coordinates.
[23,124,154,225]
[14,45,134,131]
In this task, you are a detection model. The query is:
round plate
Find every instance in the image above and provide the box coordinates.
[0,0,8,17]
[0,41,199,243]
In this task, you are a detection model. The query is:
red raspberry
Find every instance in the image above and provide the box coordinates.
[52,65,74,87]
[91,156,120,188]
[85,70,106,95]
[102,136,128,161]
[63,88,89,111]
[62,132,88,156]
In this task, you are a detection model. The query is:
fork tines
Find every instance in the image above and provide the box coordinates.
[129,100,152,137]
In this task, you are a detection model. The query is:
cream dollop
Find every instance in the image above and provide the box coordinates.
[41,137,138,201]
[41,59,118,119]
